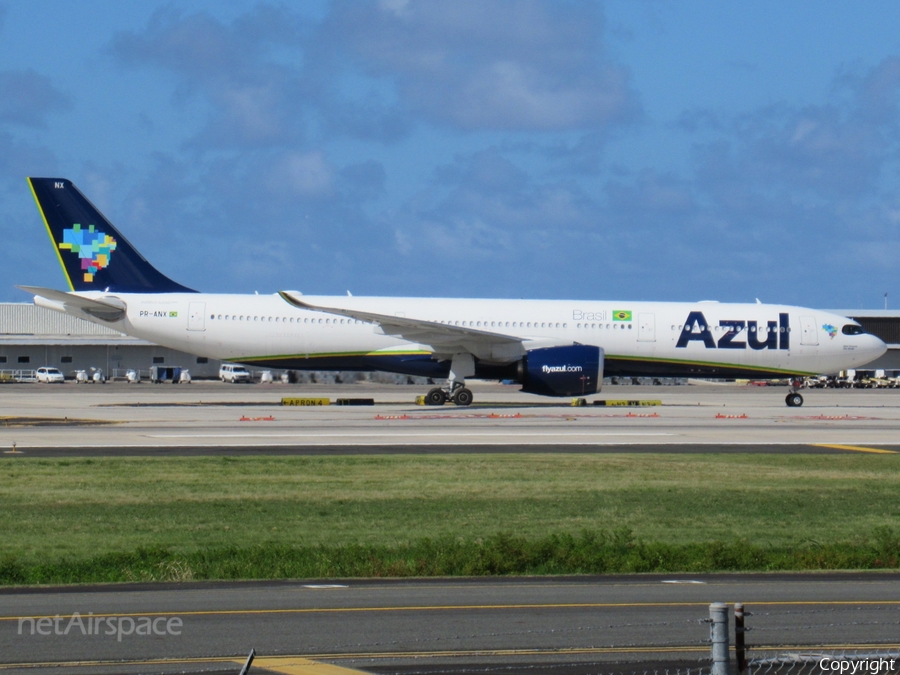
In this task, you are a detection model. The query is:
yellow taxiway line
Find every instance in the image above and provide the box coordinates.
[238,657,371,675]
[6,599,900,623]
[813,443,898,454]
[5,644,900,671]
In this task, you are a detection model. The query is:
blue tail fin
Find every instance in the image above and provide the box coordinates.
[28,177,196,293]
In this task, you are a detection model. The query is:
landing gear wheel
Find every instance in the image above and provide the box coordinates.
[425,388,447,406]
[451,387,473,406]
[785,393,804,407]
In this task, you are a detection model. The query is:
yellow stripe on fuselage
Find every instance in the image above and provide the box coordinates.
[608,353,815,376]
[235,350,432,362]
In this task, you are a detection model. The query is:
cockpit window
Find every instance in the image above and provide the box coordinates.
[841,324,864,335]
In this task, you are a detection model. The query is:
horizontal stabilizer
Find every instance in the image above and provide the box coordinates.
[18,285,127,321]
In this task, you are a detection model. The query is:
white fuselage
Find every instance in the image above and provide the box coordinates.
[47,292,888,380]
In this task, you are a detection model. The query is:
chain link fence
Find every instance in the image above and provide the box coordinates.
[746,650,900,675]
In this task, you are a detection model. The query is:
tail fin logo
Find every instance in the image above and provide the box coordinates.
[58,224,117,283]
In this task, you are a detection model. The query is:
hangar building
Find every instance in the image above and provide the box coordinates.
[0,303,222,379]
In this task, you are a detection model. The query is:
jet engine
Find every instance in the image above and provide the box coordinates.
[517,344,603,397]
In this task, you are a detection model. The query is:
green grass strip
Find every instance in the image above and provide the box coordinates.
[1,454,899,584]
[3,528,900,585]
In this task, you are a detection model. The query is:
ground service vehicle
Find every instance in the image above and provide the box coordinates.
[36,366,65,383]
[219,363,251,383]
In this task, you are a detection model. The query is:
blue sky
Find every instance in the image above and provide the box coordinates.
[2,1,899,308]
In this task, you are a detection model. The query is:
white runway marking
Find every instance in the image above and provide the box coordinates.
[144,432,676,439]
[661,580,707,584]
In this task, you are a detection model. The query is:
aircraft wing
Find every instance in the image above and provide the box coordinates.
[278,291,527,362]
[18,285,127,321]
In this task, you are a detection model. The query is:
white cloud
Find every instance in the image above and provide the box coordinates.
[326,0,640,131]
[277,151,334,197]
[0,69,71,128]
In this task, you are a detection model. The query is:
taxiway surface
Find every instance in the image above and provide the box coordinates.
[2,574,900,675]
[0,381,899,454]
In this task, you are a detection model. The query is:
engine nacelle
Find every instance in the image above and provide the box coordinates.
[518,344,604,397]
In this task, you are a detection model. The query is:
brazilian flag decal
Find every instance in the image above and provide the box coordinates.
[613,310,632,321]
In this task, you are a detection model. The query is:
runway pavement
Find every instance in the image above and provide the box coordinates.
[2,382,899,674]
[2,573,900,675]
[1,381,899,454]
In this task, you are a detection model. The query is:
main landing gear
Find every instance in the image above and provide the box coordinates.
[425,383,474,406]
[425,353,475,406]
[785,379,805,407]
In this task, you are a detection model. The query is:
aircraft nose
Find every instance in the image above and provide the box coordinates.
[867,334,888,361]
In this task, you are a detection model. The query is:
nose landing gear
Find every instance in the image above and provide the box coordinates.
[785,379,805,407]
[785,392,804,407]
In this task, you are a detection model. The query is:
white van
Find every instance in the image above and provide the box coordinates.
[36,367,65,383]
[219,363,251,383]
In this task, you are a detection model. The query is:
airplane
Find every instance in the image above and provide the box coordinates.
[20,177,887,408]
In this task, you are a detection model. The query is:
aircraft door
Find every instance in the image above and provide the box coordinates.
[799,315,818,346]
[638,313,656,342]
[188,302,206,331]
